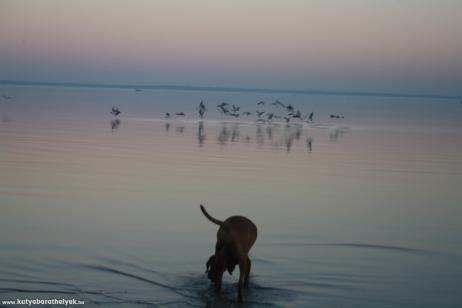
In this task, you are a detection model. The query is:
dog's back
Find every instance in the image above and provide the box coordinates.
[220,216,257,253]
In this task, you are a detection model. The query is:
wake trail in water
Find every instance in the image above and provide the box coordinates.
[83,264,199,301]
[264,242,432,255]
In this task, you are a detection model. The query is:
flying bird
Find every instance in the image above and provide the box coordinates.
[217,105,230,115]
[272,100,285,108]
[231,105,240,112]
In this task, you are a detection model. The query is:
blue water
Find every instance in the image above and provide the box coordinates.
[0,85,461,307]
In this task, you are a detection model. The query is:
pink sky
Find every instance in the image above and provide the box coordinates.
[1,0,461,95]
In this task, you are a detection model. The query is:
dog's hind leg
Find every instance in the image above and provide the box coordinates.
[244,257,251,288]
[237,257,248,303]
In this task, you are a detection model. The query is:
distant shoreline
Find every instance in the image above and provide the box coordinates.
[0,80,459,100]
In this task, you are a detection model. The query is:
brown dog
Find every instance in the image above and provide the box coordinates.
[200,204,257,303]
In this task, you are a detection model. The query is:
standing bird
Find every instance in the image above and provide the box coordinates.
[110,107,121,116]
[308,112,314,122]
[197,100,207,118]
[165,112,171,118]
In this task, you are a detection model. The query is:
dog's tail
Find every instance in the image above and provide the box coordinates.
[200,204,225,227]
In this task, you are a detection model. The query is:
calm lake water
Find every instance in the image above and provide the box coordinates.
[1,86,461,307]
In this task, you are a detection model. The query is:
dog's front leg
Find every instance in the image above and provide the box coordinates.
[215,271,224,291]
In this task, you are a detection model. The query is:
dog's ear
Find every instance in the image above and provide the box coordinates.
[205,255,214,273]
[227,263,236,275]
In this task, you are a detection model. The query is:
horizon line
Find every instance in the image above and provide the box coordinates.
[1,80,460,100]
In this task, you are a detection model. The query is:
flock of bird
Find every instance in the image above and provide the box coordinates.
[157,100,332,124]
[105,96,461,124]
[109,99,349,125]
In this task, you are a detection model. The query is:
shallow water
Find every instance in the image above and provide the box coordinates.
[1,86,462,307]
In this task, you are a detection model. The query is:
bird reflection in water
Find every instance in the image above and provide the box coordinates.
[266,125,273,140]
[161,119,345,153]
[110,118,121,132]
[198,121,206,147]
[329,128,348,143]
[285,136,294,152]
[282,124,302,152]
[217,123,241,145]
[256,125,265,146]
[231,124,240,142]
[218,123,230,145]
[2,116,12,123]
[175,125,185,134]
[306,137,313,153]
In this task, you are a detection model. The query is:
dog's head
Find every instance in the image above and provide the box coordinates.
[205,254,220,282]
[205,247,236,283]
